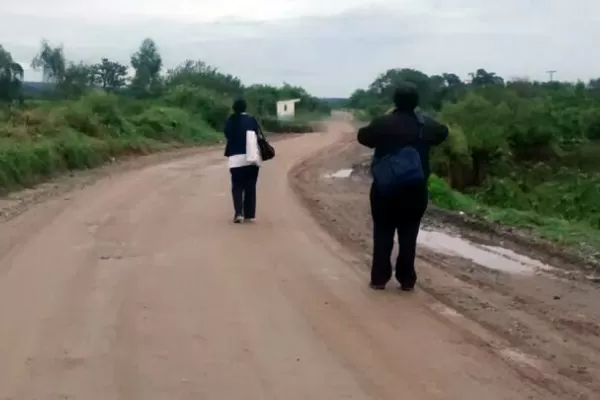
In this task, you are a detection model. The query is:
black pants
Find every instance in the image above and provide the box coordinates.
[369,182,428,287]
[230,165,260,218]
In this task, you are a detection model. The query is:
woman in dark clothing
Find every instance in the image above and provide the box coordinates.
[357,85,449,291]
[224,98,262,223]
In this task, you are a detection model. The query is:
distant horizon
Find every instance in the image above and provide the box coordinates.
[18,72,594,100]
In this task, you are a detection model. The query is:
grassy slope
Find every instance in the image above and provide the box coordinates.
[0,92,221,193]
[428,174,600,262]
[0,91,322,194]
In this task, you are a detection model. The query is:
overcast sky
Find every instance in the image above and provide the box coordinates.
[1,0,597,97]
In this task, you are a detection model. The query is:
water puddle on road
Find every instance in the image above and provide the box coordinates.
[323,168,353,179]
[418,229,553,275]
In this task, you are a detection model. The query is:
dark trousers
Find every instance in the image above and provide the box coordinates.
[369,182,428,287]
[230,165,260,218]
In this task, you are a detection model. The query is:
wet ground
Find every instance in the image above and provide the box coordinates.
[290,132,600,399]
[417,229,554,275]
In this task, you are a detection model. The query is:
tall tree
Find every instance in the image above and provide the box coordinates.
[368,68,440,110]
[130,38,162,95]
[0,45,24,102]
[31,40,66,84]
[442,73,463,87]
[93,58,128,91]
[369,68,431,99]
[166,59,242,95]
[470,68,504,86]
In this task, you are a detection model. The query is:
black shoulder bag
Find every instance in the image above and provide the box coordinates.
[256,121,275,161]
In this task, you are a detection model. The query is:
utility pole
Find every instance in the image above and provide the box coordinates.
[546,70,556,82]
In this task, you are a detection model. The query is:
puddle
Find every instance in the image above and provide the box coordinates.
[323,168,353,179]
[418,229,553,275]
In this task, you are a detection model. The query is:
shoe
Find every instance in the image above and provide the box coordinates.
[369,282,386,291]
[244,218,255,223]
[233,215,244,224]
[399,285,415,292]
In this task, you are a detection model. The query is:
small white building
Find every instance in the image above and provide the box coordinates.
[276,98,301,120]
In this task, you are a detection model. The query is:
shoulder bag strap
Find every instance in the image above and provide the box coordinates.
[254,116,267,140]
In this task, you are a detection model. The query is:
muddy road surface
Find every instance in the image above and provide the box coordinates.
[0,118,584,399]
[292,121,600,400]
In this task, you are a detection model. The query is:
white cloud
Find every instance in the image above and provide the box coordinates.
[1,0,599,96]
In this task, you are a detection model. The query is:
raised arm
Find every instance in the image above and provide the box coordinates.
[357,117,384,149]
[422,116,449,146]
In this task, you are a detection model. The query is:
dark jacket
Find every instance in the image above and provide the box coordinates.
[224,113,261,157]
[357,110,449,179]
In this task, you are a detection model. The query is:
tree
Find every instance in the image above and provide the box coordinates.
[30,41,97,98]
[31,40,66,84]
[166,59,242,95]
[93,58,128,91]
[61,62,95,98]
[369,68,431,101]
[130,38,162,96]
[442,73,463,87]
[0,45,24,102]
[470,68,504,86]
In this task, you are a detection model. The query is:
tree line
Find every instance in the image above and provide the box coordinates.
[0,38,330,192]
[350,67,600,247]
[0,38,330,120]
[349,67,600,117]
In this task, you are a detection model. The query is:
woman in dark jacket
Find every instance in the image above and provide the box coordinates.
[224,98,262,223]
[357,85,449,291]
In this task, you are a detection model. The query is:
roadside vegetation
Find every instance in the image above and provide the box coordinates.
[0,40,330,193]
[349,68,600,259]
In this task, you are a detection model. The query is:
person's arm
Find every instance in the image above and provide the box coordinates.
[357,117,385,149]
[422,117,449,146]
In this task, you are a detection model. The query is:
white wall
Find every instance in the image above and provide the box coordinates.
[276,99,300,120]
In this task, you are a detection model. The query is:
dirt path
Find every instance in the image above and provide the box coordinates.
[0,119,567,399]
[291,121,600,400]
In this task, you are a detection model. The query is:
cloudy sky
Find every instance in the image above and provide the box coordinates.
[0,0,597,96]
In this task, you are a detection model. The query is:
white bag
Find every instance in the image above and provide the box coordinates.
[246,130,262,165]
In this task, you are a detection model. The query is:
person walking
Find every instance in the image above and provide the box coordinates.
[224,98,262,223]
[357,84,449,291]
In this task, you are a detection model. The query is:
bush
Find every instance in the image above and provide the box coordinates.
[428,174,477,213]
[0,94,220,192]
[163,85,231,131]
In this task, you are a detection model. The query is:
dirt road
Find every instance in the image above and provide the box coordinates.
[0,120,568,399]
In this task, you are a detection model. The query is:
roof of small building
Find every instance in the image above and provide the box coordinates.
[276,98,301,104]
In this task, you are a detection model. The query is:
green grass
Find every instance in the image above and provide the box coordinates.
[0,91,221,193]
[0,132,177,192]
[0,89,324,194]
[428,174,600,259]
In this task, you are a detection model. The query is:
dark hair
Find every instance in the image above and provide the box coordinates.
[232,98,247,114]
[393,83,419,111]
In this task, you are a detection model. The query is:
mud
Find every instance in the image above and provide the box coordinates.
[290,133,600,399]
[417,229,554,275]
